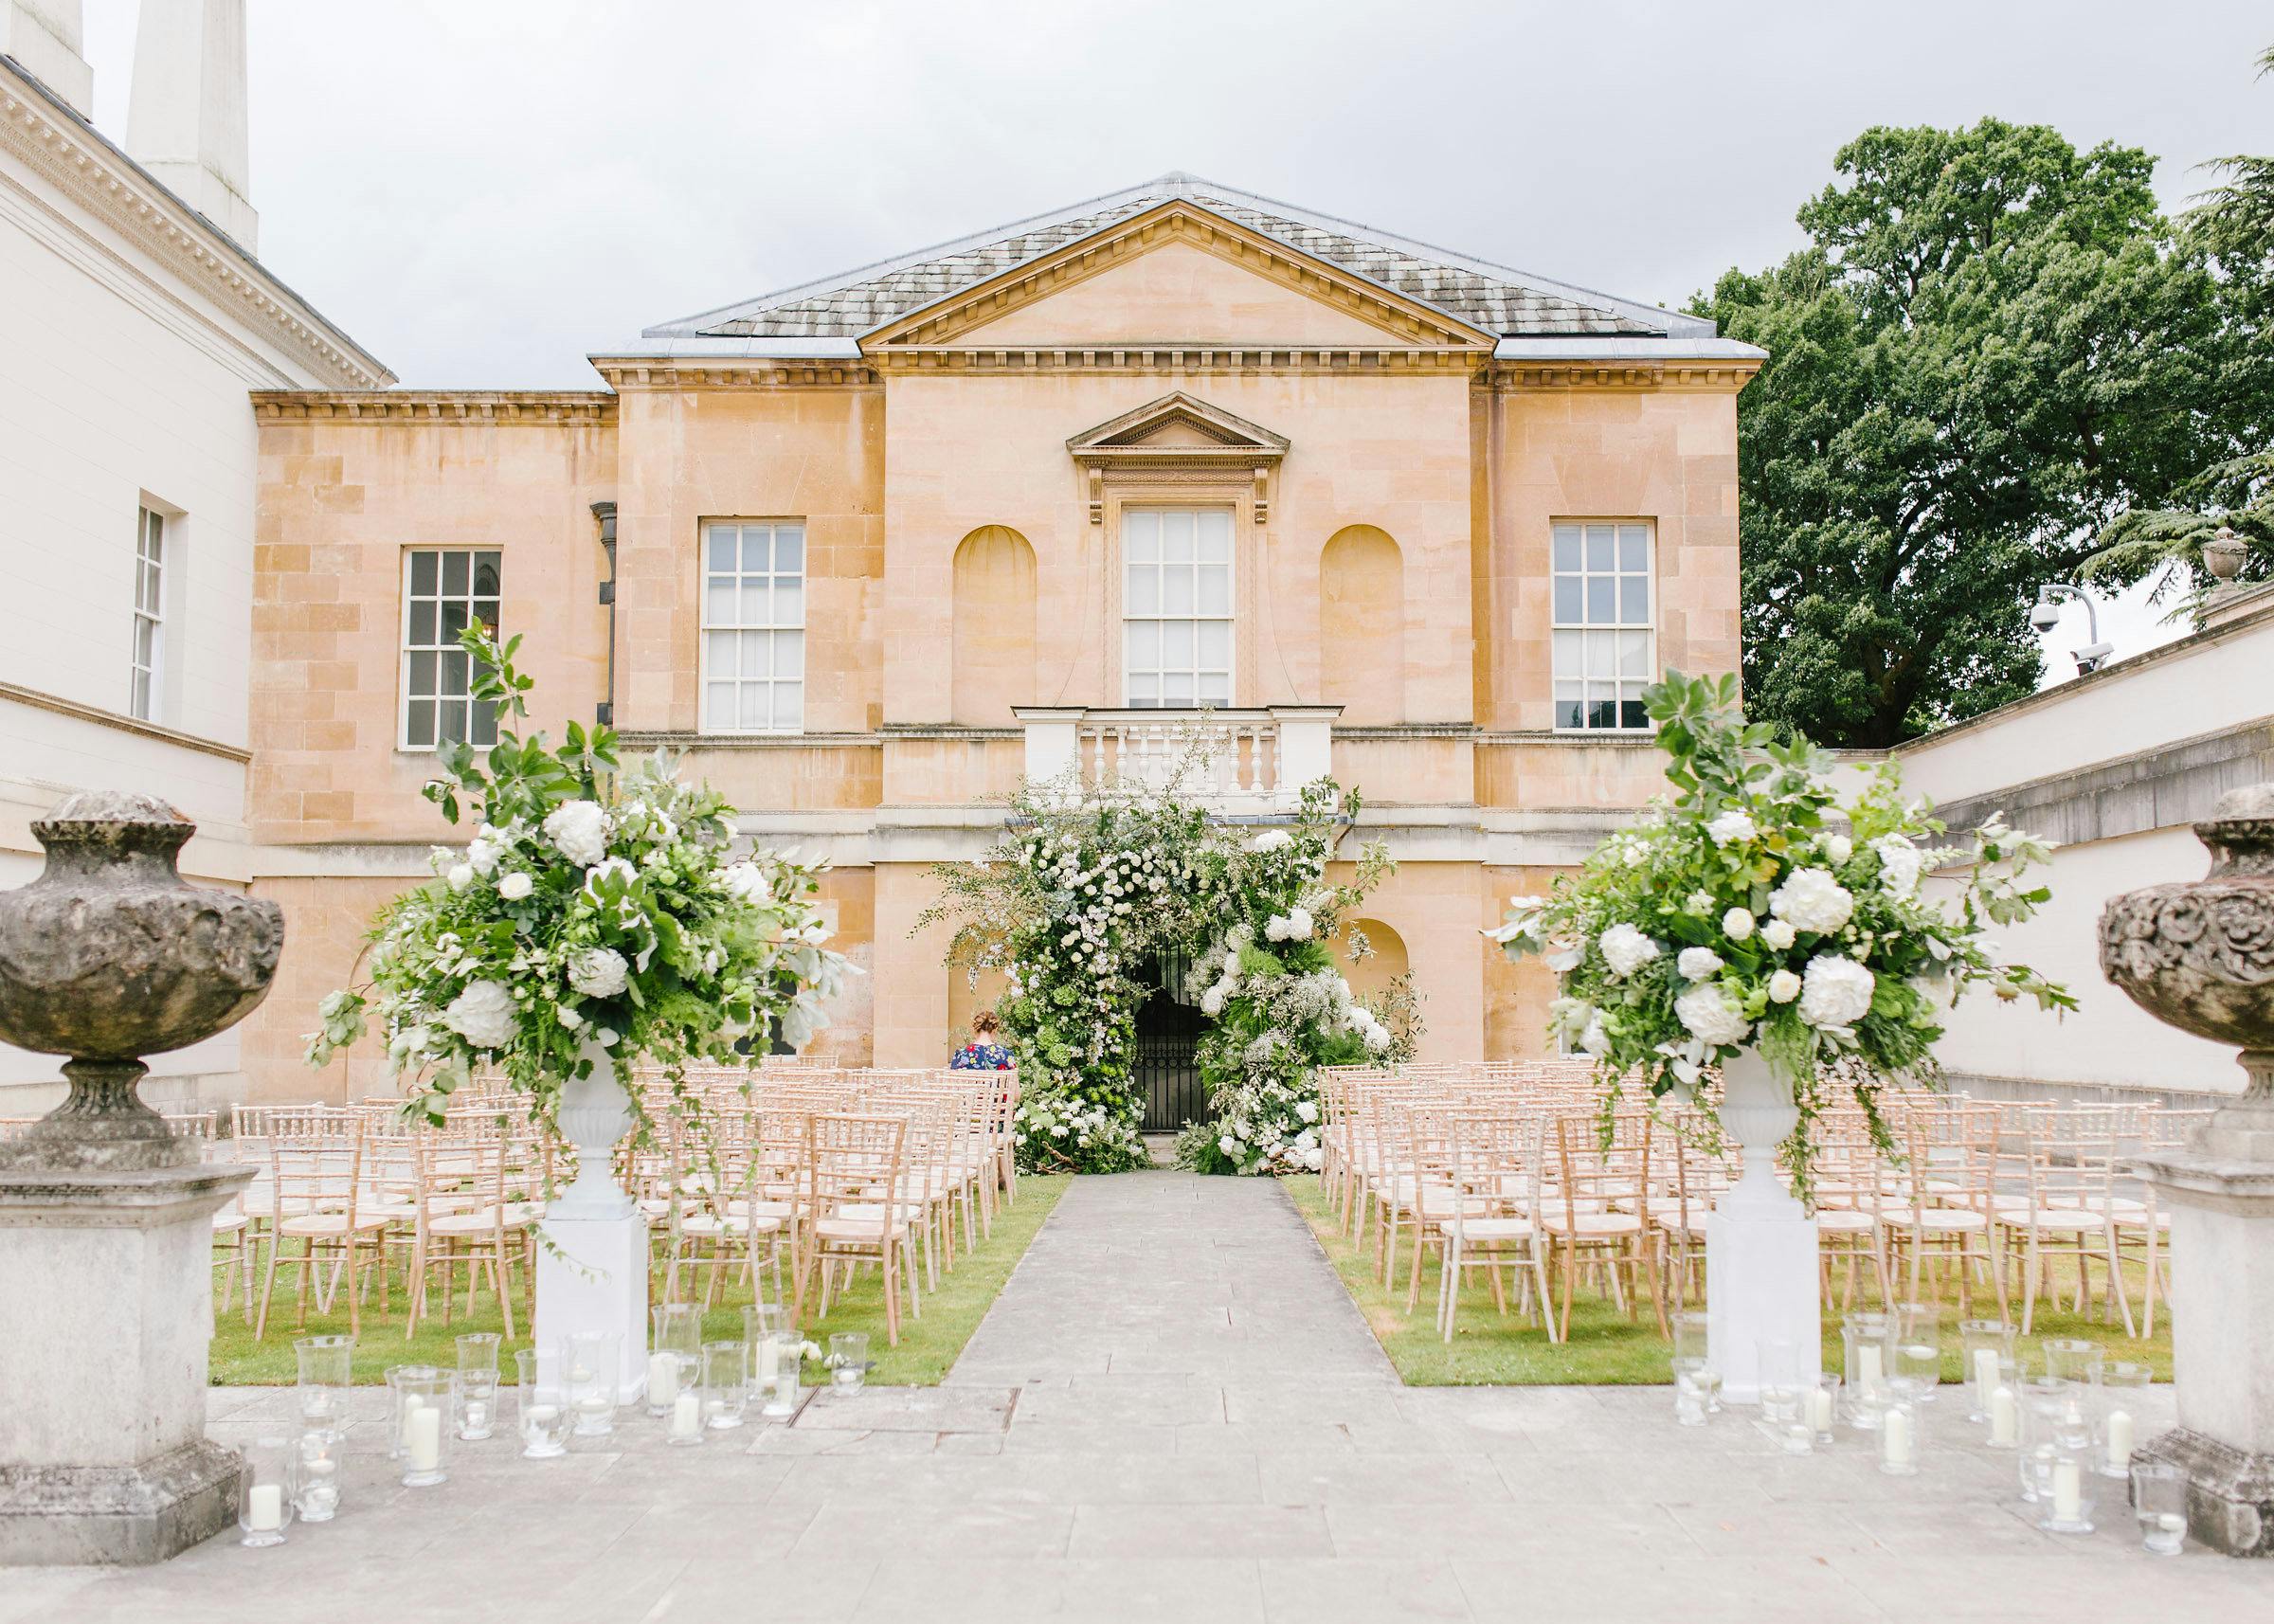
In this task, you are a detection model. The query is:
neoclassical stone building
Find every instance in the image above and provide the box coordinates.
[243,174,1760,1105]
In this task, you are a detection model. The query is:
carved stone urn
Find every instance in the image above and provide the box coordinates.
[0,790,281,1170]
[2101,781,2274,1556]
[0,791,276,1564]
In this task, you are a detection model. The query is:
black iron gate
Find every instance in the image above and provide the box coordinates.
[1134,948,1212,1132]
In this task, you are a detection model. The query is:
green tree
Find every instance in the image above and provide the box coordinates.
[1700,118,2265,747]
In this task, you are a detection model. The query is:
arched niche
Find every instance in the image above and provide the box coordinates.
[1318,524,1403,724]
[951,525,1038,725]
[1335,914,1410,1005]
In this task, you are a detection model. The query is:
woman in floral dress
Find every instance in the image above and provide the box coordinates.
[948,1009,1014,1071]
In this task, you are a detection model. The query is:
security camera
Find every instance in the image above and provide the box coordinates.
[2075,641,2115,673]
[2028,598,2063,633]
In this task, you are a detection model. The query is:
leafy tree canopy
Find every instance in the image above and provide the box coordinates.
[1698,115,2271,747]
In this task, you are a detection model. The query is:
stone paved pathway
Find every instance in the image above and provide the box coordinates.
[7,1170,2268,1621]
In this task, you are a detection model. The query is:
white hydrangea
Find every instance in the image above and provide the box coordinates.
[1673,982,1751,1047]
[1822,834,1853,866]
[1760,918,1797,951]
[1296,1099,1319,1123]
[1797,955,1875,1028]
[1676,947,1724,981]
[445,863,474,892]
[1874,835,1922,898]
[1303,1146,1325,1172]
[568,947,629,999]
[1769,868,1855,934]
[442,980,515,1050]
[1767,968,1803,1003]
[1598,923,1661,979]
[466,824,507,875]
[1706,808,1758,846]
[1251,829,1292,853]
[1722,907,1757,941]
[1200,985,1226,1018]
[543,800,609,867]
[497,871,533,902]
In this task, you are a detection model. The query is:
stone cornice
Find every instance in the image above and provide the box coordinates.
[1485,361,1761,391]
[0,679,250,763]
[0,63,391,389]
[250,391,616,425]
[587,358,880,390]
[870,344,1478,376]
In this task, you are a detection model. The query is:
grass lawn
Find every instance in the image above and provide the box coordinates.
[1285,1174,2174,1386]
[210,1174,1069,1387]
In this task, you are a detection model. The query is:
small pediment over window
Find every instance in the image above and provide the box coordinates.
[1067,392,1288,524]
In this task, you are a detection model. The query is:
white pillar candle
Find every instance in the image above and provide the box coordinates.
[670,1391,701,1439]
[246,1484,282,1532]
[755,1338,779,1383]
[406,1404,442,1472]
[2052,1458,2082,1524]
[2105,1409,2134,1470]
[1972,1348,2000,1407]
[1989,1385,2017,1446]
[1857,1344,1884,1389]
[647,1352,679,1407]
[1806,1386,1833,1434]
[1882,1406,1915,1469]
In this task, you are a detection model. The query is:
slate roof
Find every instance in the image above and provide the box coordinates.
[647,172,1706,344]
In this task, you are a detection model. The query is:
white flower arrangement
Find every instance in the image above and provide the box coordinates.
[1490,671,2072,1180]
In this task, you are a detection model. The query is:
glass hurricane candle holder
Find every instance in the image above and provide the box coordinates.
[828,1332,871,1394]
[1878,1395,1922,1476]
[2098,1362,2152,1480]
[649,1304,703,1417]
[1756,1336,1802,1426]
[456,1332,501,1442]
[702,1341,749,1430]
[1889,1304,1940,1401]
[2016,1376,2085,1505]
[1806,1374,1842,1444]
[237,1436,296,1548]
[293,1334,353,1435]
[1980,1357,2022,1449]
[1669,1311,1719,1412]
[293,1428,342,1524]
[1959,1321,2015,1423]
[2034,1437,2097,1534]
[1842,1312,1894,1429]
[1671,1357,1715,1428]
[2133,1461,2188,1555]
[393,1364,454,1488]
[759,1331,803,1418]
[2041,1338,2104,1388]
[563,1331,620,1436]
[516,1347,573,1460]
[744,1304,790,1407]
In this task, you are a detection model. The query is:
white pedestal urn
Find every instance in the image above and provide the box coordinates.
[532,1035,650,1402]
[1706,1047,1823,1403]
[2103,783,2274,1557]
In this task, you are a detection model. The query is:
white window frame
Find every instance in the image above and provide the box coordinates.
[699,519,806,735]
[1121,506,1236,709]
[1550,520,1655,732]
[398,548,501,752]
[129,505,165,721]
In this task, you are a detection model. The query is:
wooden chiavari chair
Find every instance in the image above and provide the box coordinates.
[796,1112,915,1346]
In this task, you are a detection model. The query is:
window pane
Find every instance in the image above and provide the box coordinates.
[773,530,803,573]
[1552,526,1581,572]
[129,669,150,719]
[1619,691,1647,731]
[473,555,501,595]
[774,579,803,626]
[705,578,735,624]
[440,602,468,642]
[410,551,438,594]
[471,699,497,746]
[442,550,469,594]
[1161,621,1194,667]
[1164,567,1194,615]
[1555,695,1583,731]
[406,601,436,644]
[1584,526,1615,571]
[1620,577,1650,624]
[773,630,803,679]
[1127,674,1157,705]
[741,630,769,679]
[133,617,155,666]
[442,650,469,695]
[1198,673,1230,704]
[1162,511,1193,562]
[1196,563,1230,614]
[1618,527,1648,572]
[704,630,736,678]
[738,684,767,730]
[1195,621,1230,666]
[741,531,770,572]
[1552,629,1580,680]
[1586,577,1615,623]
[1126,563,1158,614]
[408,651,437,696]
[772,682,801,728]
[1125,512,1158,560]
[707,530,736,571]
[1585,632,1614,679]
[1553,576,1581,624]
[471,599,499,634]
[705,682,734,726]
[406,701,435,747]
[1197,513,1232,562]
[440,699,469,743]
[739,582,770,626]
[1163,671,1193,706]
[1125,621,1159,667]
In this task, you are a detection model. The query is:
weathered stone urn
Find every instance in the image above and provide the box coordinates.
[2101,781,2274,1556]
[0,791,278,1564]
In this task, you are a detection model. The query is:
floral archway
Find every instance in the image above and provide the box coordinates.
[921,776,1418,1174]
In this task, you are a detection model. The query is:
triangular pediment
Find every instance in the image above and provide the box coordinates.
[863,200,1494,352]
[1067,392,1290,461]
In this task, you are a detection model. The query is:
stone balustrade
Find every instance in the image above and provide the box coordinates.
[1014,705,1341,815]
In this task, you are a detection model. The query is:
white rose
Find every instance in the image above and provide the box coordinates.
[568,947,629,999]
[1706,808,1757,846]
[1218,1135,1238,1157]
[1673,983,1751,1047]
[543,800,609,867]
[1598,924,1661,979]
[1676,947,1724,981]
[497,871,533,902]
[1769,868,1855,935]
[446,863,474,892]
[1874,836,1922,898]
[466,825,505,875]
[1798,956,1875,1029]
[1722,907,1757,941]
[1251,830,1291,852]
[1767,968,1803,1003]
[1761,919,1797,950]
[1296,1100,1319,1123]
[442,980,515,1051]
[1823,834,1853,866]
[1200,986,1226,1018]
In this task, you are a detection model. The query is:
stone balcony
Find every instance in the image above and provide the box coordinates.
[1014,705,1341,817]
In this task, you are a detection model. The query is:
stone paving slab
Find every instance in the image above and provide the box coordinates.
[6,1170,2268,1620]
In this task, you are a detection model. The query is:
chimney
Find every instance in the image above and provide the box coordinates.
[2,0,94,117]
[125,0,256,251]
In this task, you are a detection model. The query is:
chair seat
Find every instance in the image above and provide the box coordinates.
[681,1212,785,1239]
[814,1216,910,1244]
[1448,1217,1536,1241]
[428,1206,534,1237]
[1814,1209,1880,1235]
[212,1212,248,1236]
[1539,1211,1644,1236]
[1900,1209,1988,1233]
[278,1212,387,1237]
[1997,1207,2108,1231]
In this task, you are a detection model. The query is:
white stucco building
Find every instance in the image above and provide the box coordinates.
[0,0,387,1111]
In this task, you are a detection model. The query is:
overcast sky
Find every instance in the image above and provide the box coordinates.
[77,0,2274,674]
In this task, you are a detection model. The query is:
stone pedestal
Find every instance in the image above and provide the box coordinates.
[533,1210,651,1401]
[1706,1048,1824,1402]
[0,1157,253,1564]
[2133,1146,2274,1557]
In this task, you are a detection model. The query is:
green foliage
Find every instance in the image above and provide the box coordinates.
[1698,117,2271,746]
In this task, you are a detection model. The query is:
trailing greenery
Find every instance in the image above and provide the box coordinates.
[1697,114,2273,747]
[1489,672,2071,1188]
[921,754,1411,1175]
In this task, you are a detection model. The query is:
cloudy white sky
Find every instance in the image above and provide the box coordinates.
[76,0,2274,675]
